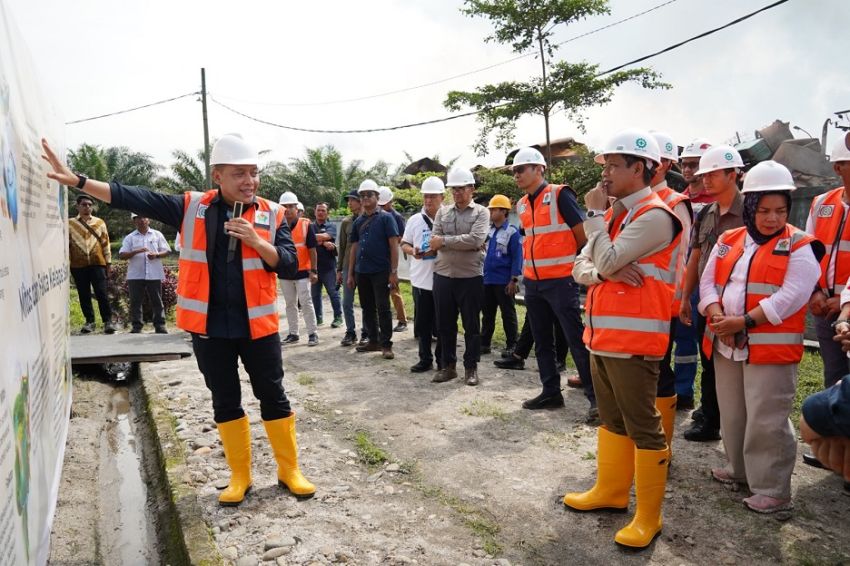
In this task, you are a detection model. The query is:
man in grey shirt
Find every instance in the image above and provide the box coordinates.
[429,167,490,385]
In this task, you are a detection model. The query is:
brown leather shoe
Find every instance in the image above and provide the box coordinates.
[382,347,394,359]
[566,374,583,388]
[355,342,381,353]
[432,363,457,383]
[465,367,479,386]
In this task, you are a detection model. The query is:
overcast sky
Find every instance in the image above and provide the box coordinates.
[5,0,849,176]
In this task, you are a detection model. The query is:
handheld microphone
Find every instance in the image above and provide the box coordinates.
[227,201,245,262]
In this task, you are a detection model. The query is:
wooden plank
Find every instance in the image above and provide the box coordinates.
[71,332,193,365]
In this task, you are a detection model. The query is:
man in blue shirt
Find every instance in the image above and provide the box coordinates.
[481,195,522,355]
[310,202,342,328]
[379,186,409,332]
[346,180,400,359]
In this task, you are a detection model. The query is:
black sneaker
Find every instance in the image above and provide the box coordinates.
[683,422,720,442]
[358,335,370,346]
[307,333,319,346]
[522,392,565,410]
[155,326,168,334]
[691,406,705,423]
[393,322,408,332]
[103,322,116,335]
[340,333,356,346]
[500,347,515,359]
[410,360,433,373]
[282,334,300,344]
[80,322,95,334]
[802,453,827,470]
[130,326,143,334]
[480,345,492,355]
[494,357,525,370]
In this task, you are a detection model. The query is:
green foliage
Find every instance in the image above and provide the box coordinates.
[353,431,389,468]
[474,168,521,203]
[548,145,602,199]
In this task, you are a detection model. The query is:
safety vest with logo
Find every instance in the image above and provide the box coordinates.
[809,187,849,296]
[291,217,312,272]
[176,190,284,339]
[655,186,693,316]
[517,184,578,280]
[702,225,816,364]
[582,192,683,358]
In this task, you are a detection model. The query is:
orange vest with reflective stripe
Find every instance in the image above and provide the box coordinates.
[809,187,849,296]
[656,186,693,316]
[291,217,312,272]
[517,184,578,280]
[582,192,682,357]
[176,190,285,339]
[702,225,815,364]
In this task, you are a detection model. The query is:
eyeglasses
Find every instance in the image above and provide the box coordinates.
[512,165,529,175]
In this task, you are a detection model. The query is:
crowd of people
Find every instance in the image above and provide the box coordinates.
[52,128,850,550]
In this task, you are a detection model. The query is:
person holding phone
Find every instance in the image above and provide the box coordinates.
[698,161,823,514]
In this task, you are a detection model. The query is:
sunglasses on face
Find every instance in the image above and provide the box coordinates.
[512,165,530,175]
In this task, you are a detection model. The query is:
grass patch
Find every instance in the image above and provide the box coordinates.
[296,373,315,386]
[582,451,595,461]
[417,483,502,556]
[460,400,509,421]
[353,430,390,467]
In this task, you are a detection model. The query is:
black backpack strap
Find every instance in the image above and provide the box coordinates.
[421,212,433,230]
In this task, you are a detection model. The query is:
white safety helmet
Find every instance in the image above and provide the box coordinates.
[680,138,713,159]
[209,134,258,166]
[420,176,445,194]
[445,167,476,187]
[695,145,744,176]
[358,179,379,194]
[650,131,678,161]
[377,186,394,206]
[296,202,304,212]
[512,147,547,168]
[741,160,796,193]
[278,191,298,205]
[830,132,850,163]
[594,129,661,166]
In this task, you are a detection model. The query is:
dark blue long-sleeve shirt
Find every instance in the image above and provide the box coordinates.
[109,182,297,338]
[483,222,523,285]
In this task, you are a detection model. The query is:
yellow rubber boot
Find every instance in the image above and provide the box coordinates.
[263,413,316,499]
[655,395,676,459]
[217,415,252,506]
[614,447,669,548]
[564,427,635,511]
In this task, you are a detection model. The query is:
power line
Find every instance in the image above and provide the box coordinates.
[212,0,681,108]
[209,0,792,135]
[65,92,199,125]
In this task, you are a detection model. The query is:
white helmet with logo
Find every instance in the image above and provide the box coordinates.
[278,191,298,205]
[358,179,379,194]
[680,138,713,159]
[446,167,476,187]
[650,131,678,161]
[377,186,394,206]
[210,134,258,166]
[420,176,446,194]
[296,202,304,212]
[830,132,850,163]
[741,160,796,193]
[512,147,547,168]
[595,129,661,165]
[695,145,744,176]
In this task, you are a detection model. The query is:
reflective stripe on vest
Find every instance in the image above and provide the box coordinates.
[517,184,579,280]
[810,187,850,296]
[583,192,683,357]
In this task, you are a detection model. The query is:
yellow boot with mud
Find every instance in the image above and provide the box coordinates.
[656,395,676,459]
[563,427,635,511]
[264,413,316,498]
[614,447,669,548]
[217,415,252,506]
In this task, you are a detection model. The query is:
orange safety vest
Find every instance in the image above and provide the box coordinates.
[702,225,816,364]
[517,184,579,280]
[176,190,285,339]
[582,192,683,357]
[655,185,693,316]
[809,187,850,296]
[291,217,312,272]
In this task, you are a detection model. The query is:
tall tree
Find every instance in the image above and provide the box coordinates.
[445,0,669,162]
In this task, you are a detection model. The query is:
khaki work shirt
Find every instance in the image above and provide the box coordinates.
[432,201,489,278]
[690,190,744,278]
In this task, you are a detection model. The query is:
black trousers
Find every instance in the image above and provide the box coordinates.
[657,318,677,398]
[413,286,442,366]
[71,266,112,324]
[696,311,720,428]
[514,311,568,362]
[128,279,165,328]
[433,273,482,369]
[481,283,518,349]
[357,271,393,348]
[191,333,291,423]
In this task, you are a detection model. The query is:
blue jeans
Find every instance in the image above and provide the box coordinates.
[672,292,699,398]
[341,267,357,335]
[311,268,342,322]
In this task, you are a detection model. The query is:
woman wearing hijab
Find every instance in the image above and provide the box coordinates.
[697,160,824,514]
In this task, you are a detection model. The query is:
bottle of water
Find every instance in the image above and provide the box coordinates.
[421,228,434,260]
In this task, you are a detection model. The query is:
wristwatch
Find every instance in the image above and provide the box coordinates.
[743,313,756,329]
[75,174,88,189]
[586,209,605,218]
[831,319,850,330]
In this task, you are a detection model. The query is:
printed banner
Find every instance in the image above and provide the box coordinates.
[0,2,70,565]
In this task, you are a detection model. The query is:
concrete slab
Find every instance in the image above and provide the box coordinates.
[71,332,194,364]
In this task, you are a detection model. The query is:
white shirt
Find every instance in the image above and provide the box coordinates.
[119,228,171,280]
[402,209,437,291]
[698,231,820,361]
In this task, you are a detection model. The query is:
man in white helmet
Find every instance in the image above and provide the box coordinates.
[511,146,596,415]
[379,186,409,332]
[278,191,320,347]
[429,167,489,386]
[41,135,315,506]
[401,176,445,373]
[680,138,715,213]
[566,129,682,549]
[679,145,745,442]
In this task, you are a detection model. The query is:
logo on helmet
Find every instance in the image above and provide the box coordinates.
[665,142,673,152]
[636,138,647,149]
[724,152,734,161]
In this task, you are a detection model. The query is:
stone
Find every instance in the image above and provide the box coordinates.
[685,536,695,546]
[262,547,290,561]
[194,446,212,456]
[333,485,351,492]
[284,508,304,519]
[473,549,487,558]
[167,379,182,386]
[222,547,238,560]
[385,463,400,473]
[214,478,230,490]
[236,557,258,566]
[265,537,297,550]
[367,471,383,483]
[494,560,512,566]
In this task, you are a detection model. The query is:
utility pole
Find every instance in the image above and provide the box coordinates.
[201,68,211,189]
